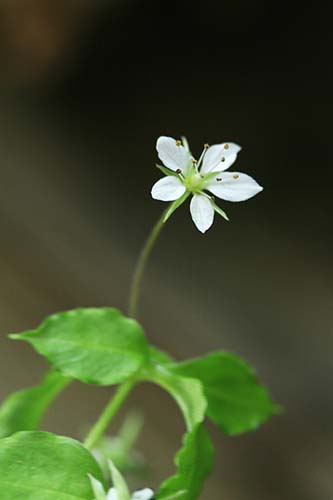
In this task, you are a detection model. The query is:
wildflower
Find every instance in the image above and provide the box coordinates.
[151,136,263,233]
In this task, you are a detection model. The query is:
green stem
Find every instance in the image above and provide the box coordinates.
[84,379,135,450]
[84,202,181,449]
[128,210,167,318]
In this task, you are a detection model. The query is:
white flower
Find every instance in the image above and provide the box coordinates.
[151,136,263,233]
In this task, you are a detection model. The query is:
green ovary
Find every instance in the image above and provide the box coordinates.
[184,172,206,194]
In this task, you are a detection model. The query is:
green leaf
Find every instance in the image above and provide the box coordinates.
[145,364,206,430]
[0,431,104,500]
[148,346,174,365]
[109,459,131,500]
[173,351,279,436]
[163,192,190,223]
[10,308,149,386]
[0,370,70,439]
[157,424,214,500]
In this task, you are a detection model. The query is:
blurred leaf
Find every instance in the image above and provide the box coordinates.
[173,351,279,435]
[10,308,149,386]
[93,412,145,477]
[0,431,104,500]
[145,364,206,430]
[0,370,69,439]
[157,424,214,500]
[148,346,174,365]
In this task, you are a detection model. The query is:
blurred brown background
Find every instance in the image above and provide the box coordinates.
[0,1,332,499]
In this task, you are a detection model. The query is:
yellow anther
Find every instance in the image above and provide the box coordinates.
[192,159,197,164]
[176,140,182,146]
[224,143,229,150]
[233,174,239,179]
[204,143,210,149]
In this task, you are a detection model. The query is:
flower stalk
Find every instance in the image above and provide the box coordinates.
[84,379,136,451]
[128,210,166,319]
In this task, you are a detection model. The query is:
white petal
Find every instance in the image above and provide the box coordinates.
[190,194,215,233]
[131,488,154,500]
[201,142,241,174]
[156,136,191,173]
[106,488,118,500]
[206,172,263,202]
[89,475,107,500]
[151,176,186,201]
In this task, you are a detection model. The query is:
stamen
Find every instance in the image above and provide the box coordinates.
[176,169,182,174]
[221,156,225,162]
[192,159,198,164]
[216,178,222,182]
[204,143,210,149]
[176,140,182,146]
[224,144,229,150]
[233,174,239,179]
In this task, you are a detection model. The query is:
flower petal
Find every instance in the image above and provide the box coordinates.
[156,136,191,173]
[131,488,154,500]
[190,194,215,233]
[201,142,241,174]
[206,172,263,201]
[151,176,186,201]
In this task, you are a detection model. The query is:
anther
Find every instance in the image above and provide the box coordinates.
[224,144,229,150]
[192,159,198,164]
[233,174,239,179]
[176,140,182,146]
[176,168,182,174]
[216,178,222,182]
[221,156,225,162]
[204,143,210,149]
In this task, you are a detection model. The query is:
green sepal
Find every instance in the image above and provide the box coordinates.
[202,169,225,182]
[0,431,104,500]
[0,370,70,438]
[211,200,229,221]
[10,308,149,386]
[156,424,214,500]
[163,192,190,223]
[173,351,280,435]
[180,136,191,154]
[156,164,179,177]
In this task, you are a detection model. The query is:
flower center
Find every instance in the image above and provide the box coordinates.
[184,172,205,193]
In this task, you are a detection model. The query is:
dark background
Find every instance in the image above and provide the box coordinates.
[0,1,332,499]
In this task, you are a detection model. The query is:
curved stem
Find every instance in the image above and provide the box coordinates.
[84,379,135,450]
[84,203,180,449]
[128,211,167,318]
